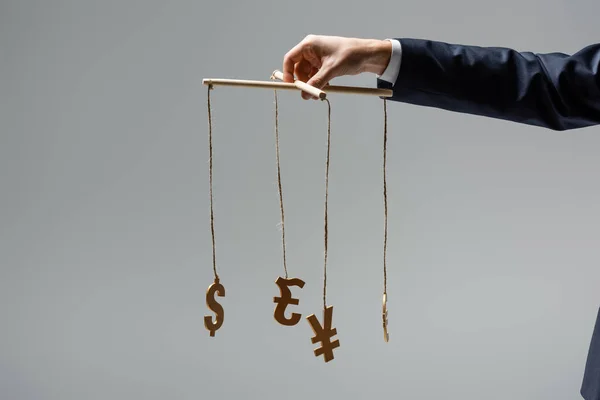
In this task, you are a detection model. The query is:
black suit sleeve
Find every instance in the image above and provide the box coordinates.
[377,38,600,131]
[582,308,600,400]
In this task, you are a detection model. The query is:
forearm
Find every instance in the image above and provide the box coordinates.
[379,38,600,131]
[359,39,393,75]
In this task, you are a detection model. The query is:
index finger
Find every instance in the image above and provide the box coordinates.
[282,41,306,83]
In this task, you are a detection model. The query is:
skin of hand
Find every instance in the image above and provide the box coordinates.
[283,35,392,100]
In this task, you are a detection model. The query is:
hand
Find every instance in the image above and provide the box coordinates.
[283,35,392,100]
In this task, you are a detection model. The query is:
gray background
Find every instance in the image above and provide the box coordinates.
[1,0,600,399]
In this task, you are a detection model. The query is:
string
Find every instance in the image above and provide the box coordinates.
[383,99,388,295]
[323,99,331,309]
[273,90,289,279]
[207,84,218,280]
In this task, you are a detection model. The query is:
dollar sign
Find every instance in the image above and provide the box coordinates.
[204,277,225,337]
[273,277,305,326]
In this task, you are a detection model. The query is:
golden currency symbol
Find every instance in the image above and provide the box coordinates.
[382,293,389,342]
[307,305,340,362]
[204,277,225,337]
[273,277,305,326]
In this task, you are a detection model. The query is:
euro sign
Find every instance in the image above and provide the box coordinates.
[307,305,340,362]
[273,277,305,326]
[204,277,225,337]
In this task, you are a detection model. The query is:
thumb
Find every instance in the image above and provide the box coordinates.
[304,66,335,99]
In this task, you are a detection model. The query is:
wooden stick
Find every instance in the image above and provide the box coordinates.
[202,76,393,98]
[271,71,326,99]
[271,70,393,98]
[203,78,299,92]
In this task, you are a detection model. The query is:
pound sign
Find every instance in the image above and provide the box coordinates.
[273,277,305,326]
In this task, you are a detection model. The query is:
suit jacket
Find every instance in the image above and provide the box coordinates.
[582,309,600,399]
[378,39,600,399]
[377,38,600,131]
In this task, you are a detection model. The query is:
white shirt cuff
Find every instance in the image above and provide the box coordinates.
[377,39,402,86]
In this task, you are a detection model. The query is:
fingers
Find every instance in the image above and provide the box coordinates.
[283,40,307,83]
[283,34,322,83]
[294,59,312,83]
[283,35,333,100]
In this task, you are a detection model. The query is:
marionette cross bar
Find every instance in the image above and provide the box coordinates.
[202,70,393,100]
